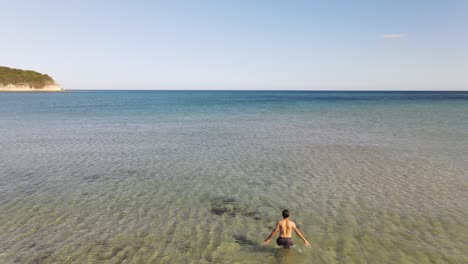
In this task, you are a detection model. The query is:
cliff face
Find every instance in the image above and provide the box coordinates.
[0,83,63,92]
[0,66,63,92]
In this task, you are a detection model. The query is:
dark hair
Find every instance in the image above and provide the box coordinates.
[282,210,290,218]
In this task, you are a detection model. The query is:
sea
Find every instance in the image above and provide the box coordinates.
[0,91,467,263]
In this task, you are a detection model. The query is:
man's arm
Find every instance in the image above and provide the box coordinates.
[293,224,311,247]
[264,221,280,244]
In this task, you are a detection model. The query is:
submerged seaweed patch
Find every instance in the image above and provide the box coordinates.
[83,174,102,182]
[210,197,264,221]
[241,211,262,221]
[210,197,242,216]
[233,234,258,247]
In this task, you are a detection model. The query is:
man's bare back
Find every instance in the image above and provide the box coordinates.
[278,218,295,238]
[264,210,311,248]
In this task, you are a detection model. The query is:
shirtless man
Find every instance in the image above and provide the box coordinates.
[264,210,311,248]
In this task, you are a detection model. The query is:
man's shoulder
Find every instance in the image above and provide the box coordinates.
[279,219,296,225]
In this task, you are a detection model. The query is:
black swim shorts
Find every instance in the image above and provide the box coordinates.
[277,237,294,248]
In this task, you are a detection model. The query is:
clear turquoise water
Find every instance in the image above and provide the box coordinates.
[0,91,467,263]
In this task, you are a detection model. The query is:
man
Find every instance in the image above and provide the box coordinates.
[264,210,311,248]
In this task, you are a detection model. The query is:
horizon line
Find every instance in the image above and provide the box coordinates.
[65,89,468,92]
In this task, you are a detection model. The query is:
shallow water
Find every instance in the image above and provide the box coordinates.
[0,91,467,263]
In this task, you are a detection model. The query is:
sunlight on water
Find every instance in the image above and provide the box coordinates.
[0,91,467,263]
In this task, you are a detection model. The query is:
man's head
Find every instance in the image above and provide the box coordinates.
[282,210,290,219]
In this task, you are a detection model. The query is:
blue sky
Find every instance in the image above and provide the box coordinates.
[1,0,467,90]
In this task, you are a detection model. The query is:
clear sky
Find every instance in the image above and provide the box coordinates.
[1,0,467,90]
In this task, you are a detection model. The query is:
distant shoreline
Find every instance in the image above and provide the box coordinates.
[0,66,63,92]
